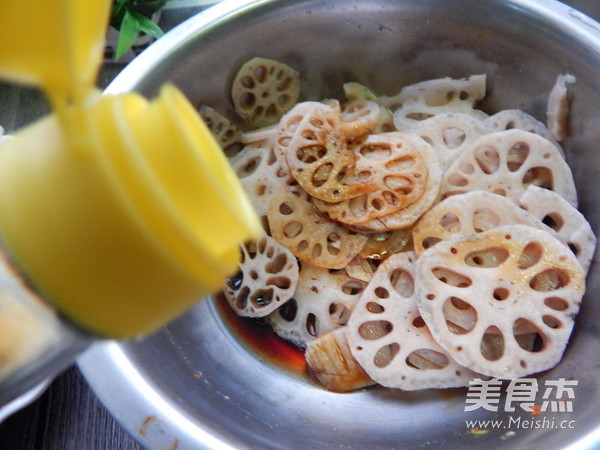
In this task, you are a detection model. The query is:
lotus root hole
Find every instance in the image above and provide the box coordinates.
[372,198,385,210]
[518,242,544,269]
[542,315,563,329]
[475,146,500,174]
[440,212,461,232]
[312,163,333,187]
[283,221,303,239]
[442,127,467,149]
[447,173,469,187]
[493,188,507,196]
[235,286,250,310]
[329,302,351,325]
[297,240,309,252]
[374,343,400,368]
[240,93,256,110]
[507,142,530,172]
[432,267,472,287]
[422,237,442,250]
[385,156,415,171]
[278,298,297,321]
[374,287,389,299]
[412,316,426,328]
[493,287,510,301]
[406,112,433,121]
[541,213,565,232]
[226,271,243,291]
[544,296,569,311]
[342,280,365,296]
[444,297,477,334]
[450,247,457,254]
[358,320,393,340]
[530,268,570,292]
[279,201,295,215]
[465,247,509,268]
[256,184,267,197]
[406,349,450,370]
[481,326,505,361]
[523,167,553,190]
[390,268,415,297]
[472,208,501,232]
[251,288,274,307]
[239,157,259,177]
[459,162,475,174]
[426,293,435,300]
[361,144,391,159]
[306,313,318,337]
[513,318,546,352]
[349,195,368,217]
[266,276,292,290]
[366,302,384,314]
[250,270,258,280]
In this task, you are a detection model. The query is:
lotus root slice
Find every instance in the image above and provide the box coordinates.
[305,327,374,392]
[231,57,300,126]
[520,185,596,274]
[441,129,578,206]
[412,190,554,255]
[346,252,478,389]
[416,224,585,379]
[268,189,368,269]
[266,264,366,348]
[199,105,242,156]
[276,101,376,202]
[314,132,441,231]
[224,235,299,317]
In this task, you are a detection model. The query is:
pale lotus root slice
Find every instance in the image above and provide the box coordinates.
[341,100,382,139]
[346,252,477,390]
[547,74,576,141]
[229,141,298,220]
[266,263,367,348]
[415,224,585,379]
[305,327,375,392]
[413,112,492,171]
[231,57,300,127]
[224,235,299,318]
[520,185,596,274]
[276,101,376,202]
[240,124,278,144]
[199,105,243,156]
[378,74,487,110]
[268,190,368,269]
[441,129,578,207]
[412,190,554,256]
[392,98,489,133]
[313,132,441,231]
[484,109,559,148]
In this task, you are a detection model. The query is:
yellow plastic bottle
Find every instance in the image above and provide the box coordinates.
[0,0,261,338]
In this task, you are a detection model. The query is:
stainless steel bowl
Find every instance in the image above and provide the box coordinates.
[79,0,600,448]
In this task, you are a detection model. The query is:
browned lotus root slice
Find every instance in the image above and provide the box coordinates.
[416,225,585,379]
[547,74,575,141]
[231,57,300,127]
[343,82,394,134]
[315,133,441,231]
[276,101,376,202]
[305,327,374,392]
[229,141,298,220]
[266,264,367,348]
[441,129,578,206]
[341,100,382,139]
[268,190,368,269]
[379,74,487,110]
[346,252,477,389]
[413,112,492,170]
[520,185,596,274]
[412,190,553,255]
[199,105,242,156]
[224,235,299,318]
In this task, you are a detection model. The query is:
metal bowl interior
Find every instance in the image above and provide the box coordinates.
[79,0,600,448]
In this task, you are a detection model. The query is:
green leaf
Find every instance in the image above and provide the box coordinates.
[129,11,164,39]
[115,10,141,60]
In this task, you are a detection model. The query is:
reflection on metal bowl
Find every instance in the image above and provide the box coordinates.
[79,0,600,448]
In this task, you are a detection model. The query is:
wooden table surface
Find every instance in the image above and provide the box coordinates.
[0,1,598,449]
